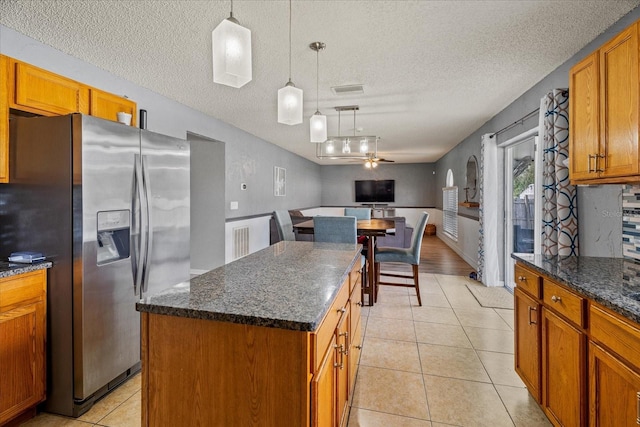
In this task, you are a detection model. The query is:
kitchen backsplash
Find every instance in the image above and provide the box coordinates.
[623,185,640,261]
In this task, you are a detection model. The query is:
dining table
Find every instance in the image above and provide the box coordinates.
[293,218,395,306]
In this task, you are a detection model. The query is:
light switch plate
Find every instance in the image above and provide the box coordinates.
[230,201,238,210]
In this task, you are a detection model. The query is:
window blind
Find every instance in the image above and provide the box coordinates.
[443,187,458,240]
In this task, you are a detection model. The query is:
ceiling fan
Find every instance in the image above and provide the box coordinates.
[350,152,395,168]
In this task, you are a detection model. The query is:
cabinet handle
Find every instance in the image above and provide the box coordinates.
[517,276,526,282]
[588,154,596,173]
[336,344,345,369]
[355,345,362,350]
[356,301,363,307]
[528,306,537,325]
[596,153,605,173]
[636,391,640,425]
[337,307,346,314]
[333,344,340,368]
[551,295,562,303]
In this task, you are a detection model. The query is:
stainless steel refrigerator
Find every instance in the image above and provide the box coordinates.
[3,114,190,416]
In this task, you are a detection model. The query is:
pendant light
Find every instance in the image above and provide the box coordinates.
[212,0,252,88]
[277,0,303,125]
[309,42,327,143]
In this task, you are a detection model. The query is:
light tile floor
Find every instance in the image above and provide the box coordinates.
[21,274,551,427]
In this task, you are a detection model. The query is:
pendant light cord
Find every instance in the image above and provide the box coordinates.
[288,0,292,81]
[230,0,234,18]
[316,47,319,112]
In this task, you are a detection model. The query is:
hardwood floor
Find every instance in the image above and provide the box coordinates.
[378,235,474,276]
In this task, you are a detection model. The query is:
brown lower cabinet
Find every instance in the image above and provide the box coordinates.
[541,307,586,426]
[0,269,47,426]
[141,263,362,427]
[515,261,640,427]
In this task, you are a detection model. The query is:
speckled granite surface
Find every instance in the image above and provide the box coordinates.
[136,241,361,332]
[513,254,640,324]
[0,261,52,278]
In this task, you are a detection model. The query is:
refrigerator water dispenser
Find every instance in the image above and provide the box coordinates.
[97,210,130,265]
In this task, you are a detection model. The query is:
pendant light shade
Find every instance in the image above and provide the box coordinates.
[212,1,252,88]
[277,0,303,125]
[309,42,327,143]
[310,112,327,143]
[278,83,303,125]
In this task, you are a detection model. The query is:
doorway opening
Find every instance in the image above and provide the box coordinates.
[501,129,540,291]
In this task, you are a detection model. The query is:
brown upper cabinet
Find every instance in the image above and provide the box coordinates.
[90,88,136,126]
[569,21,640,184]
[0,55,137,183]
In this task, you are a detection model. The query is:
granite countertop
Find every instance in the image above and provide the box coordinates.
[513,253,640,324]
[0,261,53,278]
[136,241,362,332]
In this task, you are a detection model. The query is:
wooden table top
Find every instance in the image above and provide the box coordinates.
[293,218,395,235]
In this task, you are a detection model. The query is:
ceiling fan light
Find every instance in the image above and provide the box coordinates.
[310,112,327,142]
[278,82,303,125]
[372,161,378,168]
[212,17,252,88]
[364,161,371,169]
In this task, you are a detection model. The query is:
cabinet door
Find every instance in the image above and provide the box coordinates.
[312,335,337,427]
[589,341,640,427]
[90,88,137,126]
[336,306,350,427]
[600,22,639,178]
[542,307,586,427]
[514,288,541,402]
[0,55,9,183]
[569,51,600,182]
[12,61,89,115]
[0,301,45,425]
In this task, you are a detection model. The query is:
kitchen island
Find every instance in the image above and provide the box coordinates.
[512,254,640,426]
[136,241,363,427]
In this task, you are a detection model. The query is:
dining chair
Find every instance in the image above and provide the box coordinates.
[344,207,371,220]
[374,212,429,306]
[273,210,295,241]
[314,216,367,287]
[313,216,357,243]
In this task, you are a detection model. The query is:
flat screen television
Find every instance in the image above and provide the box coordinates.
[355,180,395,203]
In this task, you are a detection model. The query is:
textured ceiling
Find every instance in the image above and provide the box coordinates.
[1,0,639,164]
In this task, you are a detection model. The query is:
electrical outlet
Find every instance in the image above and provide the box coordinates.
[241,183,247,190]
[230,201,238,210]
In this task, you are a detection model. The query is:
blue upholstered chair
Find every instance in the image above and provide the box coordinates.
[314,216,366,278]
[313,216,357,243]
[273,210,295,241]
[344,207,371,220]
[374,212,429,305]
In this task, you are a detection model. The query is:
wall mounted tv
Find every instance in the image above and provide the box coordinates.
[355,180,395,203]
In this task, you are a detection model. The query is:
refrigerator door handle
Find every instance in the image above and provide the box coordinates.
[131,154,147,296]
[140,154,153,294]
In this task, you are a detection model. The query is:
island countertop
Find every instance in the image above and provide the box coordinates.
[0,261,53,278]
[136,241,361,332]
[512,253,640,324]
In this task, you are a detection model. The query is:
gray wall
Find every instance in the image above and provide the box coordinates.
[435,6,640,257]
[189,133,225,271]
[320,163,436,207]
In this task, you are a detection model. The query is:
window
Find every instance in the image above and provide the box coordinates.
[443,169,458,240]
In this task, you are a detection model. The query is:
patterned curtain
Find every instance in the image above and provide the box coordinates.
[541,89,579,256]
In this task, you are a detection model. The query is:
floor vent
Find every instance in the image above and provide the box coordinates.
[233,226,250,259]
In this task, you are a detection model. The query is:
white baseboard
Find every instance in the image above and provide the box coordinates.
[435,232,478,272]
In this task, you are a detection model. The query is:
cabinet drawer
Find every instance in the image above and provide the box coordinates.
[313,278,349,372]
[514,264,541,298]
[0,270,46,313]
[590,303,640,368]
[543,279,585,327]
[349,262,361,294]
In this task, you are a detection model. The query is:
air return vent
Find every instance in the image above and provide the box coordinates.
[331,84,364,95]
[233,226,249,259]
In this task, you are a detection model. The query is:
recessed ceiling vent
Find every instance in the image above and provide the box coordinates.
[331,84,364,95]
